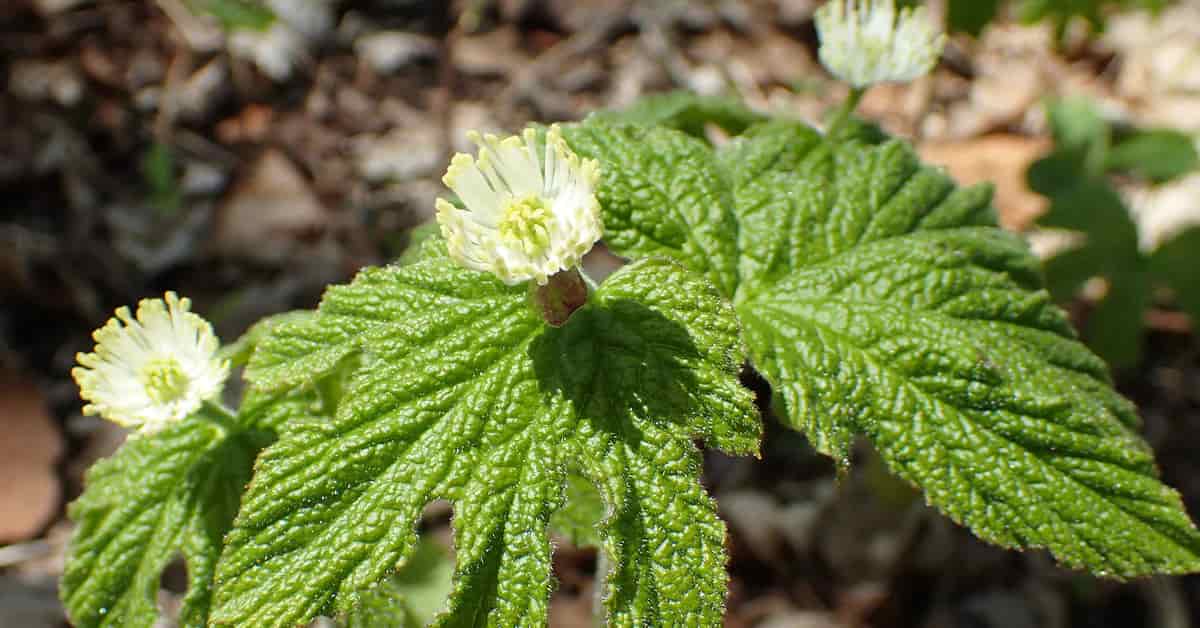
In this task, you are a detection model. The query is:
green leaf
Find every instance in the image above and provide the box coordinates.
[589,91,767,138]
[1041,241,1103,302]
[1018,0,1105,33]
[1085,269,1152,369]
[61,419,259,627]
[245,242,454,391]
[732,131,1200,576]
[1106,129,1200,182]
[550,471,607,548]
[824,115,890,146]
[1048,99,1108,155]
[237,378,331,432]
[398,221,445,266]
[1026,144,1084,197]
[192,0,275,31]
[1027,106,1193,365]
[341,538,455,628]
[947,0,1002,35]
[141,142,181,217]
[576,117,1200,577]
[562,122,741,297]
[1150,226,1200,324]
[1027,151,1087,198]
[62,348,334,628]
[220,310,317,368]
[212,256,759,626]
[724,124,999,302]
[1017,0,1170,39]
[1031,99,1109,186]
[1033,180,1150,362]
[1039,182,1140,261]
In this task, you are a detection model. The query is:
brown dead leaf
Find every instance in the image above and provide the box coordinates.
[858,82,928,138]
[0,371,63,544]
[548,581,595,628]
[545,0,627,34]
[213,149,328,264]
[453,26,531,76]
[919,135,1051,231]
[216,104,276,144]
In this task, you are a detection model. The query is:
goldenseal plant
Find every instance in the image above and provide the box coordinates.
[72,292,228,435]
[437,125,602,325]
[816,0,945,88]
[437,125,602,286]
[61,26,1200,628]
[62,293,315,627]
[816,0,945,125]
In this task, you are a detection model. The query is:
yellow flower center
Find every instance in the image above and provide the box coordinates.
[498,195,554,256]
[140,357,190,404]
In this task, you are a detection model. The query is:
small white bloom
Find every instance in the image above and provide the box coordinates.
[436,125,603,286]
[815,0,946,88]
[72,292,229,435]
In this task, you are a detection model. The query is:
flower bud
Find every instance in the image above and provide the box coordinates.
[816,0,946,88]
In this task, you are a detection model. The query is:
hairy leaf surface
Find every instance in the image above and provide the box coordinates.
[213,255,759,627]
[62,420,258,627]
[565,118,1200,577]
[63,346,330,628]
[549,471,606,547]
[340,538,455,628]
[588,91,767,137]
[562,122,741,297]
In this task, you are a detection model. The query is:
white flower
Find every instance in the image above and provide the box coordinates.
[436,125,603,286]
[815,0,946,88]
[72,292,229,435]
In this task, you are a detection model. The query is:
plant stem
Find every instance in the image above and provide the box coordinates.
[532,266,589,327]
[199,399,239,434]
[827,85,867,137]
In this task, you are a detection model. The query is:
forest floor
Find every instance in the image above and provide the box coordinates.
[3,1,1200,626]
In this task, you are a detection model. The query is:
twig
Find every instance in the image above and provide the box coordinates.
[0,541,52,568]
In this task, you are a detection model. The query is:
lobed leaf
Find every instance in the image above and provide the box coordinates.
[729,128,1200,576]
[549,471,606,548]
[587,91,767,138]
[245,241,481,392]
[63,332,331,628]
[1151,226,1200,324]
[340,538,455,628]
[562,122,741,298]
[1106,129,1200,182]
[61,420,258,627]
[212,255,759,626]
[566,116,1200,578]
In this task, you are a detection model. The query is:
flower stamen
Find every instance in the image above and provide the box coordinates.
[140,357,191,405]
[499,195,555,256]
[436,124,603,286]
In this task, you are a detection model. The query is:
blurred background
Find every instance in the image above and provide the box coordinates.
[3,0,1200,626]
